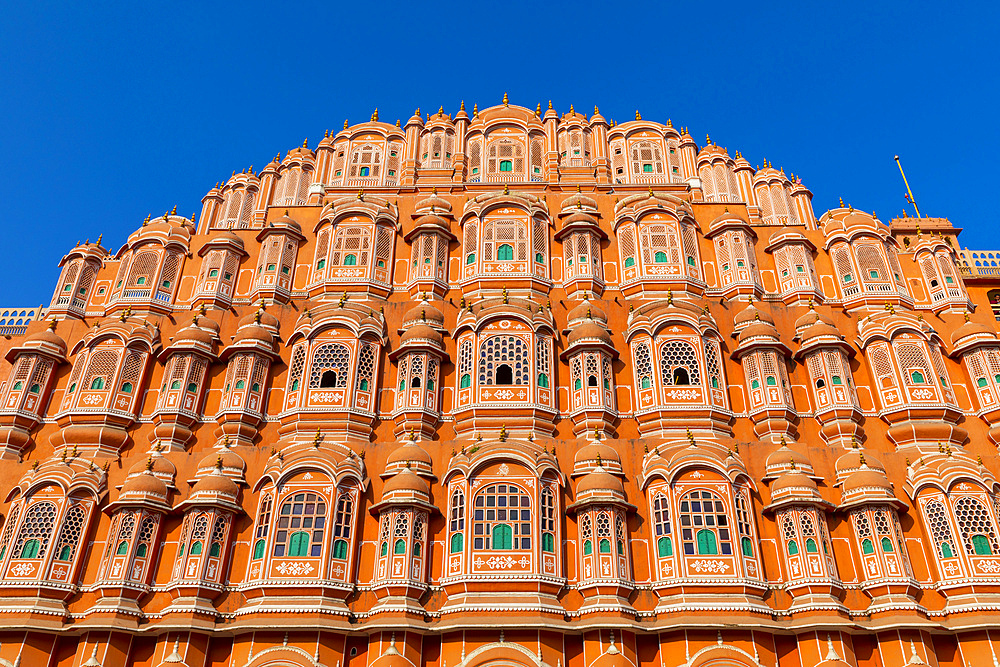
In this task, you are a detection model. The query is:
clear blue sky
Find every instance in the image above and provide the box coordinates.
[1,1,997,306]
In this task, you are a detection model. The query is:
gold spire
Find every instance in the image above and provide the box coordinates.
[371,108,378,122]
[635,110,641,120]
[502,92,509,106]
[535,103,541,116]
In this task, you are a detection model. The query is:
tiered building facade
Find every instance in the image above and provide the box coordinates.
[4,99,1000,667]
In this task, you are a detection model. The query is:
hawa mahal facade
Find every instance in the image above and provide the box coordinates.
[3,98,1000,667]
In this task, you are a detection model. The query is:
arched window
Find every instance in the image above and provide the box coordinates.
[13,501,56,559]
[480,335,528,385]
[924,499,957,559]
[653,492,673,557]
[582,514,593,555]
[679,490,732,556]
[309,343,350,389]
[320,370,337,388]
[450,488,465,553]
[497,244,514,261]
[332,490,354,560]
[274,492,327,558]
[541,486,555,553]
[91,377,105,390]
[659,340,701,386]
[473,483,531,550]
[955,496,1000,556]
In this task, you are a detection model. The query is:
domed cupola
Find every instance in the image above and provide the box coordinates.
[369,452,439,611]
[152,311,221,451]
[792,304,863,448]
[0,320,69,459]
[215,308,280,447]
[573,435,623,477]
[390,296,450,439]
[557,189,606,297]
[705,208,761,300]
[765,229,822,304]
[566,441,636,616]
[251,211,305,305]
[762,437,817,481]
[562,295,618,438]
[730,299,795,443]
[404,191,456,299]
[383,432,435,479]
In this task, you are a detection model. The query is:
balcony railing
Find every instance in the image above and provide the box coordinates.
[958,248,1000,277]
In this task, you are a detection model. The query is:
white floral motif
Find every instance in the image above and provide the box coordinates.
[911,388,934,400]
[486,556,516,569]
[663,389,700,400]
[9,562,35,577]
[976,559,1000,574]
[82,394,103,405]
[275,561,314,576]
[690,559,730,573]
[498,464,509,476]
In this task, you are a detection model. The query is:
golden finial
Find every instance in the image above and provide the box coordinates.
[667,118,672,127]
[358,189,365,201]
[371,108,378,122]
[535,103,541,116]
[253,310,262,324]
[502,92,509,106]
[460,100,465,111]
[472,103,478,116]
[499,424,507,441]
[594,426,601,441]
[145,457,154,472]
[569,104,575,115]
[548,100,553,109]
[666,289,673,306]
[502,287,508,304]
[635,110,641,121]
[965,311,971,322]
[706,134,711,145]
[437,106,444,116]
[343,119,349,130]
[839,196,844,207]
[503,184,509,195]
[395,119,400,127]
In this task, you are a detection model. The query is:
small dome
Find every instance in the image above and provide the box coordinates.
[568,299,607,326]
[270,211,302,233]
[400,324,444,347]
[562,211,599,226]
[577,469,625,495]
[239,308,280,332]
[734,302,774,329]
[387,441,433,467]
[192,471,240,498]
[842,466,893,495]
[708,209,748,233]
[383,468,430,496]
[402,301,445,328]
[737,320,780,343]
[173,323,215,348]
[835,446,884,478]
[568,321,613,346]
[801,321,842,343]
[120,471,168,498]
[197,448,246,476]
[771,471,819,495]
[127,453,175,480]
[951,319,996,346]
[22,326,67,355]
[415,193,452,213]
[794,308,822,331]
[575,441,621,466]
[765,442,811,473]
[234,324,273,346]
